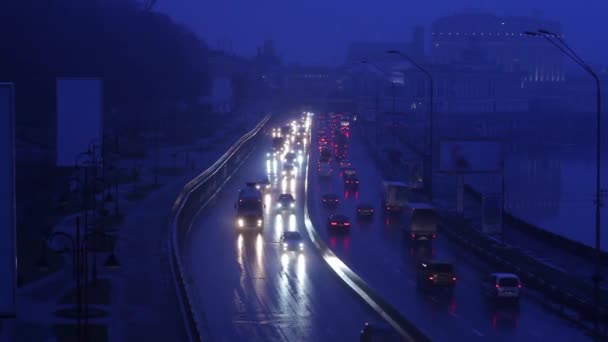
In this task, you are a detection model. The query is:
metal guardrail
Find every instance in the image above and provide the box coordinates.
[359,120,608,337]
[308,121,432,342]
[167,114,272,341]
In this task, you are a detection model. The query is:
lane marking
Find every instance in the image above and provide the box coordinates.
[472,329,484,337]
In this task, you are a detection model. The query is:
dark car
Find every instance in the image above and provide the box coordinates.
[277,193,295,212]
[327,214,351,231]
[280,231,304,252]
[254,176,271,193]
[417,261,456,290]
[360,322,401,342]
[319,147,332,161]
[284,152,297,164]
[356,204,375,218]
[322,193,340,207]
[344,174,360,189]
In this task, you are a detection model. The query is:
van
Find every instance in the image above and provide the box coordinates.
[406,203,438,241]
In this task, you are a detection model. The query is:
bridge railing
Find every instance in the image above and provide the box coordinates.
[167,114,272,341]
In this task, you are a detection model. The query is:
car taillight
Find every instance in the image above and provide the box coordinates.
[432,233,437,239]
[452,276,457,281]
[518,284,522,289]
[428,275,435,281]
[495,284,500,289]
[410,233,416,238]
[344,222,351,226]
[323,199,327,202]
[330,222,337,226]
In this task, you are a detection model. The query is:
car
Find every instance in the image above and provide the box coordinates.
[282,163,296,177]
[280,231,304,252]
[417,260,456,290]
[322,193,339,207]
[284,152,297,164]
[359,322,401,342]
[356,204,374,218]
[254,176,271,193]
[344,174,359,189]
[481,273,522,301]
[319,147,332,159]
[342,167,357,178]
[272,137,284,151]
[339,159,352,169]
[277,193,295,212]
[318,162,332,177]
[327,214,351,231]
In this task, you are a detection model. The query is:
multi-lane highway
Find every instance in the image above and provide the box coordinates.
[182,118,381,341]
[306,117,590,341]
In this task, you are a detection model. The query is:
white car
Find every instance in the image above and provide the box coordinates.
[481,273,522,301]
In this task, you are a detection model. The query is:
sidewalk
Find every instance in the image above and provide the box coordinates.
[9,104,267,341]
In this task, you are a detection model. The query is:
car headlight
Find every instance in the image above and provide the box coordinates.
[282,170,286,175]
[237,219,244,227]
[283,243,288,247]
[278,203,282,208]
[255,185,261,189]
[290,203,295,208]
[257,219,262,227]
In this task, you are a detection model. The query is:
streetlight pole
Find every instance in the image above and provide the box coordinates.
[524,29,603,341]
[47,227,119,342]
[387,50,434,201]
[361,60,396,114]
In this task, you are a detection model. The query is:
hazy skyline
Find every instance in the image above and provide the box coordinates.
[158,1,607,66]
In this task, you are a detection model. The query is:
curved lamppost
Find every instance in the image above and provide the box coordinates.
[387,50,435,201]
[42,219,119,342]
[524,29,603,341]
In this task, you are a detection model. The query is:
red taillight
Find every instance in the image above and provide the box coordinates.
[518,284,522,289]
[386,206,391,211]
[323,199,327,202]
[410,233,416,238]
[452,276,457,281]
[428,275,435,281]
[495,284,500,289]
[344,222,351,226]
[330,222,337,226]
[432,233,437,239]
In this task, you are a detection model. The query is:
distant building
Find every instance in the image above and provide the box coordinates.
[346,25,425,64]
[282,65,338,101]
[431,12,564,83]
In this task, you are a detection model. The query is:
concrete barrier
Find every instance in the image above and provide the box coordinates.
[167,114,272,341]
